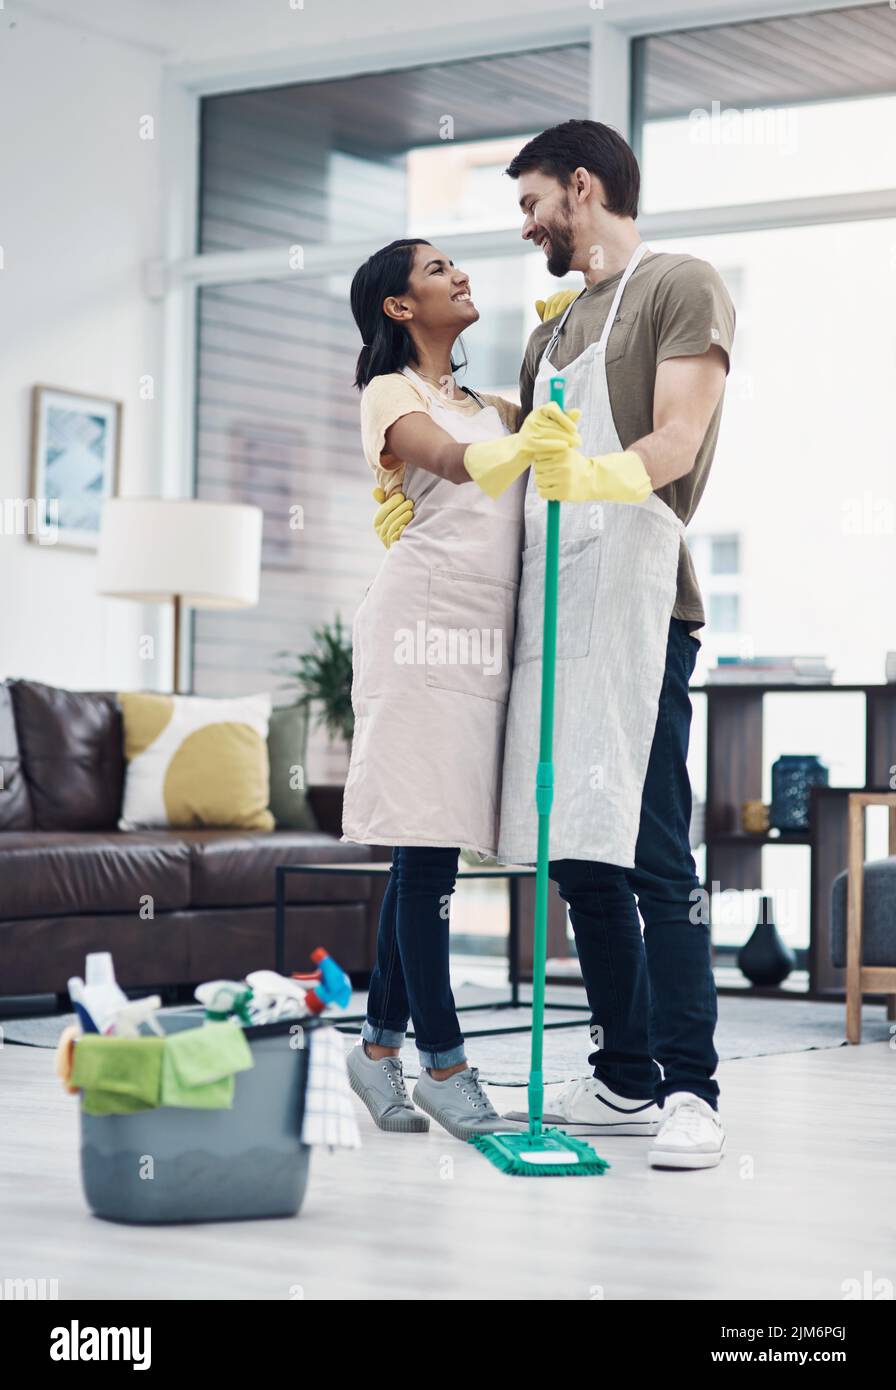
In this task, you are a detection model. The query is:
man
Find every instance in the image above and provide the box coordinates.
[374,119,734,1170]
[498,120,734,1170]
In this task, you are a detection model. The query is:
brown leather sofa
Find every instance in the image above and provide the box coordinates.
[0,679,383,998]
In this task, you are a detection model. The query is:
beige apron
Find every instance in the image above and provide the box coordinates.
[497,244,684,869]
[342,368,526,857]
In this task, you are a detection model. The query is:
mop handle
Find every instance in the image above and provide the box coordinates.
[528,376,564,1137]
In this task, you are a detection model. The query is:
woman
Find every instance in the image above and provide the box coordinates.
[341,237,578,1140]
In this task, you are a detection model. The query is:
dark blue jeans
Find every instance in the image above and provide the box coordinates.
[363,845,466,1069]
[549,618,719,1109]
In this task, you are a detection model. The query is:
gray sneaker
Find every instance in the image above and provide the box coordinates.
[412,1066,506,1141]
[346,1044,429,1133]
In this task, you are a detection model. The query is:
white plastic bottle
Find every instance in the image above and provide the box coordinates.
[68,953,128,1034]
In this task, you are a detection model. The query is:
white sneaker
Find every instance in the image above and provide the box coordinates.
[648,1092,725,1169]
[503,1076,662,1136]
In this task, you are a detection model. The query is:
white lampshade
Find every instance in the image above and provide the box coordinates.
[97,498,263,608]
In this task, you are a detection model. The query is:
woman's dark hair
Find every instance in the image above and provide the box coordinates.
[350,237,466,390]
[505,119,640,220]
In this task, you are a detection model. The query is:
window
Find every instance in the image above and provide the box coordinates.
[193,46,589,700]
[710,535,739,577]
[689,531,743,643]
[189,43,592,941]
[655,217,895,684]
[709,593,740,633]
[636,4,896,212]
[634,2,896,957]
[641,93,896,214]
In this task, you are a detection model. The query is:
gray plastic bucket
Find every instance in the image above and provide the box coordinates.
[78,1010,314,1224]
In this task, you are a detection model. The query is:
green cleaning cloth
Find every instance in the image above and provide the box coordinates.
[160,1021,254,1110]
[72,1035,165,1116]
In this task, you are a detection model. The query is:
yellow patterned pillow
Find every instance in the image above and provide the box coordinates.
[117,691,274,831]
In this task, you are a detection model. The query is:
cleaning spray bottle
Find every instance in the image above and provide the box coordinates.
[194,980,255,1025]
[67,952,129,1034]
[292,948,352,1014]
[107,995,165,1038]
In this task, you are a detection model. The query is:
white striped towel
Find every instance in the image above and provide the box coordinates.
[301,1024,361,1149]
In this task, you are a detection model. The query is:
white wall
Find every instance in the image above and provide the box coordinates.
[0,9,165,691]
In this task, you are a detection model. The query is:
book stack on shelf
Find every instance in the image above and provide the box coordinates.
[707,655,834,685]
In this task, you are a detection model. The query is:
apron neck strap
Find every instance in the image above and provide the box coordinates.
[544,243,650,358]
[597,242,650,350]
[546,286,587,355]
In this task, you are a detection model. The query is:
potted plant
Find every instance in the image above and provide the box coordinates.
[274,615,354,780]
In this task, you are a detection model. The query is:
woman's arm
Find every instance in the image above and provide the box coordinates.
[382,411,473,486]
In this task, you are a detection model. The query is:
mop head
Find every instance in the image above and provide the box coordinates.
[470,1127,610,1177]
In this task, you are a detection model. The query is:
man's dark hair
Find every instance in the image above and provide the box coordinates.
[505,119,640,219]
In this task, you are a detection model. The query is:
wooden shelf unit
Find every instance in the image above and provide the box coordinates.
[692,681,896,997]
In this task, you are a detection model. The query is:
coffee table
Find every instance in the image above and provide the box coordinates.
[274,860,590,1038]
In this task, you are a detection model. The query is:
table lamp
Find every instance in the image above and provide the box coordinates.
[97,498,263,692]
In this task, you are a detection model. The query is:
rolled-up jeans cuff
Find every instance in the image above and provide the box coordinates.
[417,1041,467,1069]
[362,1020,405,1049]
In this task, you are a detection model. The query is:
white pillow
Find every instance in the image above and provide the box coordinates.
[117,690,274,831]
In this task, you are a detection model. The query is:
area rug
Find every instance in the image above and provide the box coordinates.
[3,983,888,1086]
[368,987,891,1084]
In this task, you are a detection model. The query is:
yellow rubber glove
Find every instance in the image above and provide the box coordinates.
[372,486,414,547]
[463,402,582,500]
[533,447,653,504]
[535,289,581,322]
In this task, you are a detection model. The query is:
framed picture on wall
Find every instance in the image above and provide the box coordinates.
[29,385,122,550]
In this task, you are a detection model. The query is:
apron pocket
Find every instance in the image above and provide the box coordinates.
[513,536,600,664]
[424,567,518,704]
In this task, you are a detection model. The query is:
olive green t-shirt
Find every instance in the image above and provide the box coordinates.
[519,250,736,629]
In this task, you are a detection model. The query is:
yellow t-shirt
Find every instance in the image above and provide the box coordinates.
[359,372,519,495]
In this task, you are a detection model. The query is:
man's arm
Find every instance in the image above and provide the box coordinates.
[531,345,728,505]
[532,256,734,505]
[629,346,728,490]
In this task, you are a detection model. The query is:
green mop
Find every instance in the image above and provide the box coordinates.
[471,378,610,1177]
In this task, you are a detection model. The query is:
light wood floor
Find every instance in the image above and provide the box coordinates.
[1,1039,893,1301]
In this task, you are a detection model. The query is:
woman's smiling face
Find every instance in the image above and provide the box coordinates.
[384,244,479,334]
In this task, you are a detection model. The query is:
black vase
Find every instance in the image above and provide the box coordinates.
[737,895,796,987]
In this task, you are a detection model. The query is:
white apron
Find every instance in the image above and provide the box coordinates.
[496,244,684,869]
[342,369,526,858]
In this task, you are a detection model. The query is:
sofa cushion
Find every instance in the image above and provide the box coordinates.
[0,832,192,919]
[831,857,896,968]
[0,683,33,830]
[177,829,372,908]
[118,690,274,831]
[8,680,124,830]
[267,703,317,831]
